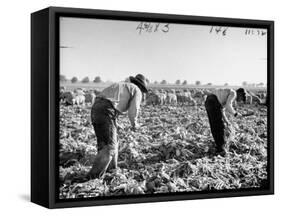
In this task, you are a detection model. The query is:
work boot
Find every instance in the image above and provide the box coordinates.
[216,145,226,157]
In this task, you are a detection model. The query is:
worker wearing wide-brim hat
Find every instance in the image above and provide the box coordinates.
[87,74,148,179]
[204,88,246,156]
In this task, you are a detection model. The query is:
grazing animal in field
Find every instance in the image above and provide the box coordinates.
[60,86,66,93]
[170,89,176,94]
[166,92,177,105]
[183,90,197,105]
[191,89,207,105]
[85,92,96,104]
[73,94,85,105]
[193,89,205,98]
[161,92,167,104]
[175,91,184,104]
[146,91,165,105]
[61,91,74,105]
[176,91,196,105]
[60,86,66,102]
[74,88,85,96]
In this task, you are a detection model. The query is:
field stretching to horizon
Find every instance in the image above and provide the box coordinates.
[58,82,268,199]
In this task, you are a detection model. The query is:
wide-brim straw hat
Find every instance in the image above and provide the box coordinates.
[129,74,148,93]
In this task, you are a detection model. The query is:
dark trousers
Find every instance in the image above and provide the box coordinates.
[88,97,119,178]
[204,94,226,152]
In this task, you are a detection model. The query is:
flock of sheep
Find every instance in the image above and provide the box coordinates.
[146,89,197,106]
[60,85,267,107]
[60,87,97,106]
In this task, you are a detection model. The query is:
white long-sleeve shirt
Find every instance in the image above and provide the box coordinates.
[213,89,237,115]
[99,82,142,127]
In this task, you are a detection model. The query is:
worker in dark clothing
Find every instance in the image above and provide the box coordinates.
[205,88,246,156]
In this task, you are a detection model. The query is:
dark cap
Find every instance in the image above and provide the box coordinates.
[129,74,148,93]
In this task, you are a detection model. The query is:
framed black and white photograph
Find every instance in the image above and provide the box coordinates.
[31,6,274,208]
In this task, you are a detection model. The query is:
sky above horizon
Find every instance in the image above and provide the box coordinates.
[60,17,267,86]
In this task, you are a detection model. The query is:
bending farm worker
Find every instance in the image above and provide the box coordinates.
[204,88,246,156]
[87,74,148,179]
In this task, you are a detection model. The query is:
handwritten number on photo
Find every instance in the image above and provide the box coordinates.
[245,29,266,36]
[162,23,170,33]
[136,22,170,34]
[210,26,228,36]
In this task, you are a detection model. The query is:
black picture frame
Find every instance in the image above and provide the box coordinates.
[31,6,274,208]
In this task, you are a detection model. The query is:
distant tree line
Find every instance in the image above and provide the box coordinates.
[242,81,265,87]
[60,75,104,83]
[60,75,67,82]
[150,80,265,87]
[61,75,265,87]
